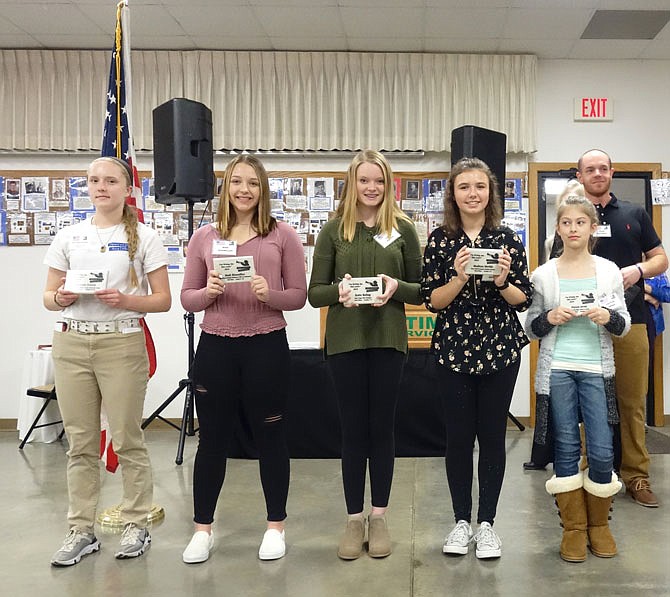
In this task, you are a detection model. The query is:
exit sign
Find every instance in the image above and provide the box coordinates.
[574,97,613,121]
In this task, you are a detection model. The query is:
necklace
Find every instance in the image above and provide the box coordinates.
[94,222,121,253]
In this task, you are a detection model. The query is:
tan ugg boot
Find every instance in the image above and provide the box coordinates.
[546,472,587,563]
[368,514,392,558]
[583,471,622,558]
[337,516,365,560]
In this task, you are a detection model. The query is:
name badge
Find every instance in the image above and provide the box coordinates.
[593,225,612,238]
[212,239,237,256]
[71,234,89,248]
[374,228,401,248]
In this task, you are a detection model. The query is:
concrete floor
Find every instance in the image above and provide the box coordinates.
[5,427,670,597]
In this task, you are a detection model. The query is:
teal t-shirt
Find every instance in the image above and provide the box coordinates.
[552,277,602,369]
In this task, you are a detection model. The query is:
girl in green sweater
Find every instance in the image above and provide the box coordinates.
[308,150,422,560]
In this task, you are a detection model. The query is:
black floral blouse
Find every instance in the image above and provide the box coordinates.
[421,226,532,375]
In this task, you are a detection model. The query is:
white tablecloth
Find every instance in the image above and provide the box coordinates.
[17,348,64,443]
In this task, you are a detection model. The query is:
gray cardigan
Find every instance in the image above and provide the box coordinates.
[524,256,631,444]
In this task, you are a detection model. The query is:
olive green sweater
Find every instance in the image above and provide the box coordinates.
[308,217,422,355]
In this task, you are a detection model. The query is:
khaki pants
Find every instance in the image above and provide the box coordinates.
[612,324,650,487]
[52,328,152,532]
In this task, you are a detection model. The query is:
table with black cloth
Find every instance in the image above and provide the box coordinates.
[227,349,446,459]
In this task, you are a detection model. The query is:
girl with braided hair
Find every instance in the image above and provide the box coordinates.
[44,156,171,567]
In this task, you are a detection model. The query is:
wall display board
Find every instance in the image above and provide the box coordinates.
[1,168,528,350]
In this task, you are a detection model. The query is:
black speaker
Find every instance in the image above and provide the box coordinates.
[450,125,507,197]
[153,98,214,204]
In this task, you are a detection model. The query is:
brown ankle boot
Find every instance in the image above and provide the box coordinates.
[368,514,392,558]
[583,471,621,558]
[546,473,587,563]
[338,516,365,560]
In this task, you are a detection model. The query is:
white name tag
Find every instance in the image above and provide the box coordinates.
[342,276,383,304]
[64,270,109,294]
[212,239,237,256]
[213,256,255,283]
[593,224,611,238]
[464,248,502,276]
[374,228,401,248]
[70,234,89,248]
[560,291,598,314]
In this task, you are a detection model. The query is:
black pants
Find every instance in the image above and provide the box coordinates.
[191,329,290,524]
[328,348,405,514]
[436,361,520,525]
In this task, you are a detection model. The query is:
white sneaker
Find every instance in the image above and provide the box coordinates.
[183,531,214,564]
[443,520,473,555]
[258,529,286,560]
[474,522,502,559]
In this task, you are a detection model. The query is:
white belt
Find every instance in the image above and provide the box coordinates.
[65,318,142,334]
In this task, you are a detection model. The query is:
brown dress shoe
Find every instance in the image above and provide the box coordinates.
[627,479,659,508]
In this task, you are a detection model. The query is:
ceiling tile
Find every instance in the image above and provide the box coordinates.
[504,8,593,40]
[638,37,670,59]
[270,36,349,51]
[581,10,670,40]
[166,6,262,37]
[569,39,650,59]
[0,4,104,35]
[254,6,344,37]
[194,36,274,51]
[340,7,423,38]
[497,38,575,59]
[424,8,506,39]
[348,37,425,52]
[0,34,41,48]
[131,35,198,50]
[28,34,113,49]
[424,38,499,53]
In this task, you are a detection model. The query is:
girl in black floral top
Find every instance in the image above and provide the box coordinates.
[420,157,532,560]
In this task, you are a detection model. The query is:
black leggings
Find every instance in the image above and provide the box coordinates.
[436,361,520,525]
[191,329,290,524]
[328,348,405,514]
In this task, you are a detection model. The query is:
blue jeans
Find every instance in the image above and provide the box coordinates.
[550,370,614,484]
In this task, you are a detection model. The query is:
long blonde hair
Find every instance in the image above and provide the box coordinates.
[215,155,276,238]
[336,150,409,242]
[89,157,140,288]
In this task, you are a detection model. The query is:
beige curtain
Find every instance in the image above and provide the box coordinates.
[0,50,536,153]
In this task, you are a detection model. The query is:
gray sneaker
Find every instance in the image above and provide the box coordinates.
[114,523,151,559]
[51,529,100,566]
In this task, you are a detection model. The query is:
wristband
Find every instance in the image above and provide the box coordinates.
[53,291,65,308]
[495,280,510,291]
[635,264,644,280]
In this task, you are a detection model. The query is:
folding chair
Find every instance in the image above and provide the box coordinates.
[18,384,64,449]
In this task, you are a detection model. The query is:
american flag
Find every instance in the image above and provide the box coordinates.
[99,0,156,472]
[101,0,143,216]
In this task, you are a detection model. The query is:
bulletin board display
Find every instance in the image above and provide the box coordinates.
[0,168,526,256]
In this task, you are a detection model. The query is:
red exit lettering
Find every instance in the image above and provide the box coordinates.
[575,97,612,121]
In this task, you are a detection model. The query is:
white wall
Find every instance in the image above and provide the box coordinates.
[3,58,670,421]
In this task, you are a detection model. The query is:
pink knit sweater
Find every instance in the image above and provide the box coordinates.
[181,222,307,337]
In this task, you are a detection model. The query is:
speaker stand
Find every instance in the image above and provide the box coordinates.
[142,200,198,465]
